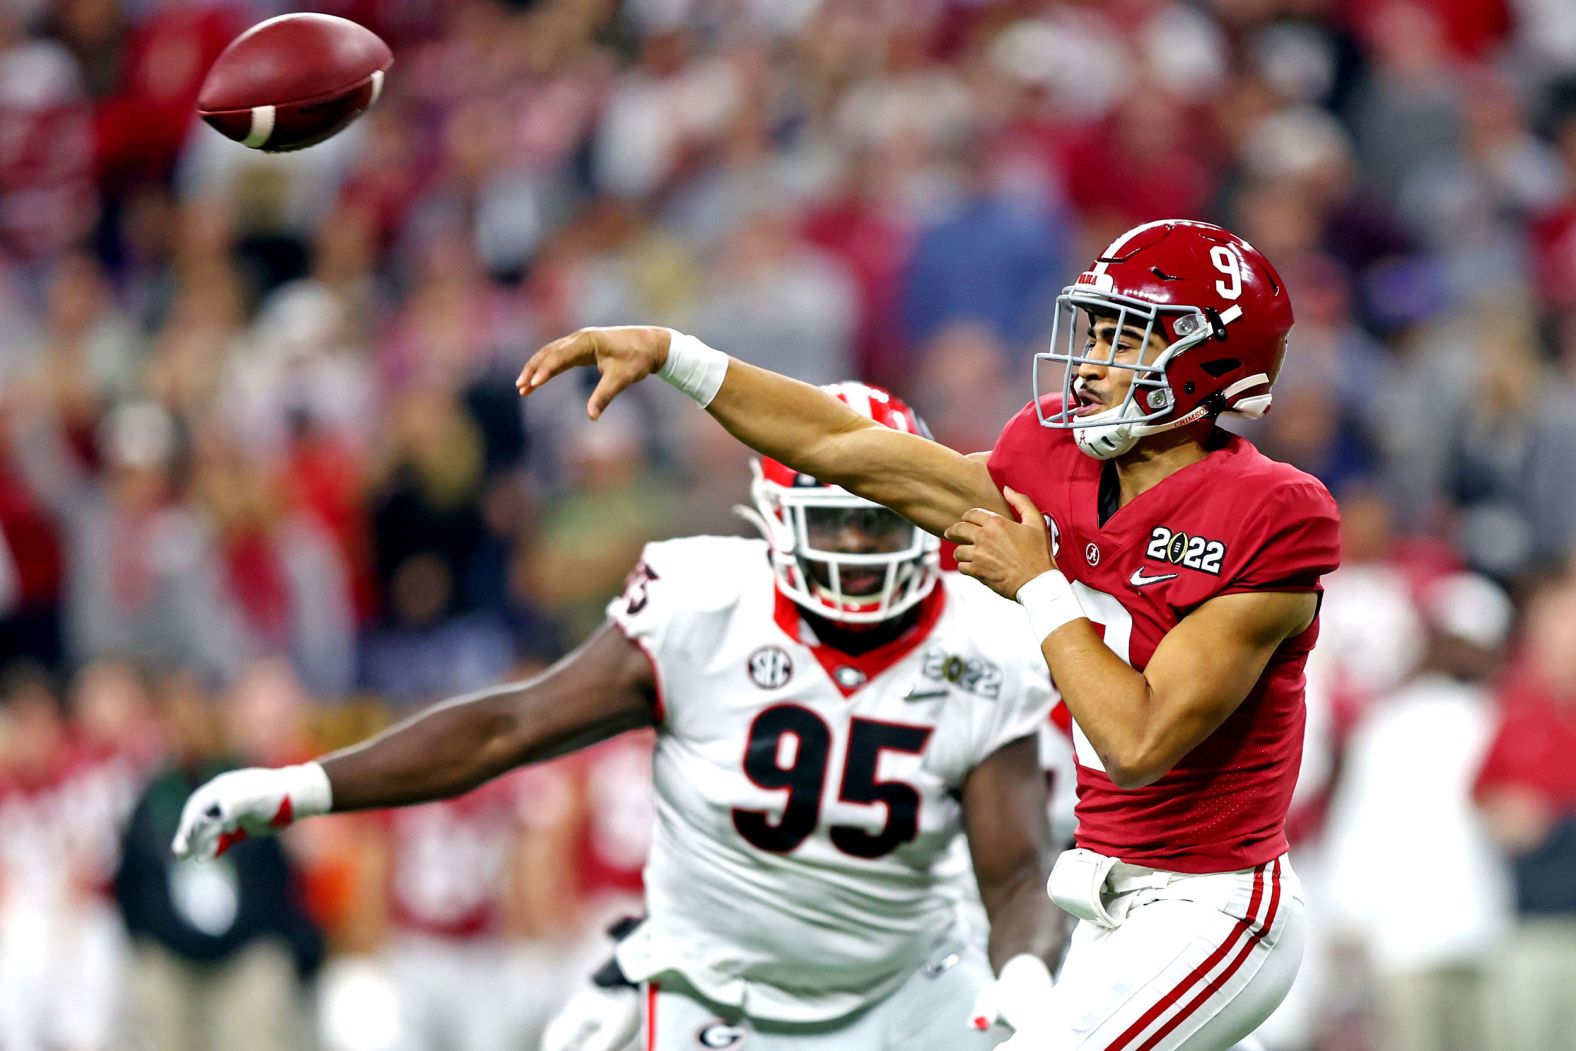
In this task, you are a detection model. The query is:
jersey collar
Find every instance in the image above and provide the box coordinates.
[772,585,948,698]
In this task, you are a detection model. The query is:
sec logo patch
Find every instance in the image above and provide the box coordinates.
[696,1022,748,1048]
[747,646,793,689]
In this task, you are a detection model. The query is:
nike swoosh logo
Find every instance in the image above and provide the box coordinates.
[904,688,950,702]
[1130,567,1179,587]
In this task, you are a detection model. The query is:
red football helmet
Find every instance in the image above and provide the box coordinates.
[1035,220,1295,459]
[747,382,940,625]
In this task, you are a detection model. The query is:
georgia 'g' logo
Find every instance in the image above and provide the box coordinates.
[747,646,793,689]
[696,1023,748,1048]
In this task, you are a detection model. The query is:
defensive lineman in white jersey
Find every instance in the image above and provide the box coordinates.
[172,383,1066,1050]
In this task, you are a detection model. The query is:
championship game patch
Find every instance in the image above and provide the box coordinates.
[1145,526,1226,575]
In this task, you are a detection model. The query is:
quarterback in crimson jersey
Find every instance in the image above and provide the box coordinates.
[172,384,1067,1051]
[987,400,1339,873]
[515,218,1339,1049]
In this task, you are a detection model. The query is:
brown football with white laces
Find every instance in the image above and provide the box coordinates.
[197,13,391,153]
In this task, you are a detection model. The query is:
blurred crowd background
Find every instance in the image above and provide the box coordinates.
[3,0,1576,1048]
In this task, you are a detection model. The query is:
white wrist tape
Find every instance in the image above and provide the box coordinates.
[284,762,334,818]
[659,330,729,407]
[996,954,1055,1033]
[1016,570,1085,642]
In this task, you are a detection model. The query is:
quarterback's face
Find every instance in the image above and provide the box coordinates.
[804,505,913,596]
[1072,315,1170,416]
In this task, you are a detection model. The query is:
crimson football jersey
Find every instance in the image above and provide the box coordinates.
[988,399,1340,873]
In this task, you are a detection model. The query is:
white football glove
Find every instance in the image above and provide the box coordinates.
[969,954,1056,1048]
[171,762,333,861]
[541,982,642,1051]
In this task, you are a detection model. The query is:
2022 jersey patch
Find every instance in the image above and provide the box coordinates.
[1145,526,1226,575]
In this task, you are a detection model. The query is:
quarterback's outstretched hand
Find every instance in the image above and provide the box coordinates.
[517,326,672,420]
[172,763,332,861]
[946,487,1056,600]
[968,954,1057,1048]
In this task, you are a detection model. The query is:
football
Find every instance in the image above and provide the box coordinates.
[197,13,392,153]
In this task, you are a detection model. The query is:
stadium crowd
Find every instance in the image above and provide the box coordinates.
[2,0,1576,1048]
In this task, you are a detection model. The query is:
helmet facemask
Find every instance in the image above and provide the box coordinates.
[1035,284,1224,460]
[745,461,940,626]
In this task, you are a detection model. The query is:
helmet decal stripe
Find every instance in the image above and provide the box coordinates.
[839,383,872,420]
[1099,219,1173,260]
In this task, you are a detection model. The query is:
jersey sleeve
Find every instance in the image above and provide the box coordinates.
[1217,481,1341,596]
[968,658,1056,770]
[605,536,753,724]
[966,591,1058,769]
[607,548,675,657]
[985,399,1050,493]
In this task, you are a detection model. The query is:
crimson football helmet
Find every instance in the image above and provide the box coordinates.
[746,382,940,625]
[1036,220,1294,459]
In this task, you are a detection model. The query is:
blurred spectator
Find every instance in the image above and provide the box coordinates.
[522,414,676,644]
[54,661,160,1051]
[113,671,323,1051]
[350,766,577,1051]
[0,665,74,1051]
[1324,573,1515,1051]
[1445,308,1576,579]
[0,417,62,669]
[189,427,357,697]
[0,3,96,261]
[911,322,1025,455]
[900,149,1064,358]
[692,205,858,386]
[1475,573,1576,1051]
[1349,3,1466,208]
[360,383,520,700]
[801,151,915,387]
[9,397,238,677]
[93,0,240,194]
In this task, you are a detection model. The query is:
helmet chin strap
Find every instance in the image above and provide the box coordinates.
[1071,385,1223,460]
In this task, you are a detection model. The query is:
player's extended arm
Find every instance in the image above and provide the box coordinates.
[947,491,1317,789]
[171,622,656,860]
[516,326,1006,535]
[961,734,1064,1038]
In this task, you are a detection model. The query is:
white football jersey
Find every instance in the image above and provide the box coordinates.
[610,536,1053,1022]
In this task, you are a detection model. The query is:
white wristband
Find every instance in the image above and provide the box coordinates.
[1016,570,1085,642]
[996,954,1055,1033]
[659,330,729,407]
[284,762,334,818]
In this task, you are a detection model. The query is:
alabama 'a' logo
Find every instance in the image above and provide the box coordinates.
[747,646,793,689]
